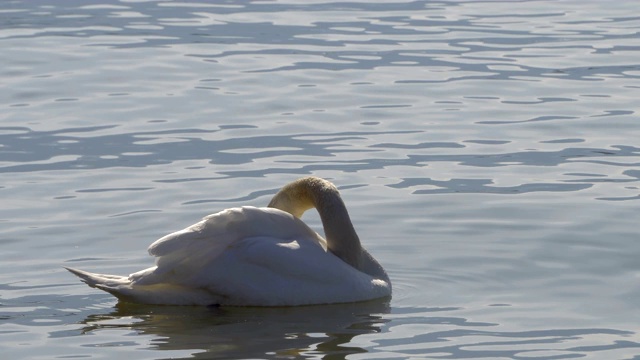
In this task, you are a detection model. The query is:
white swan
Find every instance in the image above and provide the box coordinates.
[65,177,391,306]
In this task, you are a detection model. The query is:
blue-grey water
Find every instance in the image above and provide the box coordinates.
[2,0,639,359]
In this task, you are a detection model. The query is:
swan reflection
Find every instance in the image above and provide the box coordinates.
[78,299,390,358]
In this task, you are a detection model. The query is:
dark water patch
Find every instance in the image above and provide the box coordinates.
[360,104,412,109]
[477,115,579,125]
[153,176,222,184]
[597,194,640,201]
[464,140,511,145]
[501,97,576,105]
[541,139,584,144]
[389,177,592,195]
[371,141,465,149]
[590,110,635,117]
[75,187,154,193]
[0,125,421,173]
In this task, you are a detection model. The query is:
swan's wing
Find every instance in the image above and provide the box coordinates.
[131,206,324,286]
[147,208,240,258]
[147,206,323,256]
[191,235,383,306]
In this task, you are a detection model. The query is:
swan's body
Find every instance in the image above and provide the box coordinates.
[66,177,391,306]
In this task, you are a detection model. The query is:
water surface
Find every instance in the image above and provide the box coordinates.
[1,0,639,358]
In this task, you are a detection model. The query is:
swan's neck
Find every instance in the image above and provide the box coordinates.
[267,177,363,269]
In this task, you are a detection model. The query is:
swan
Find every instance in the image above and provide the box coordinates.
[65,177,391,306]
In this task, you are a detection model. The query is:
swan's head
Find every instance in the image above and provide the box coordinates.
[267,177,337,218]
[268,177,373,272]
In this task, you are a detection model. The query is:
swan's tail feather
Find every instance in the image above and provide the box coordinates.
[64,266,140,302]
[64,267,220,305]
[64,267,130,288]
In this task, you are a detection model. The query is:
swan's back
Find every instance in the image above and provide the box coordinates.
[138,206,326,284]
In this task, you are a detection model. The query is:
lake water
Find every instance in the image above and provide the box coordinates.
[1,0,639,358]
